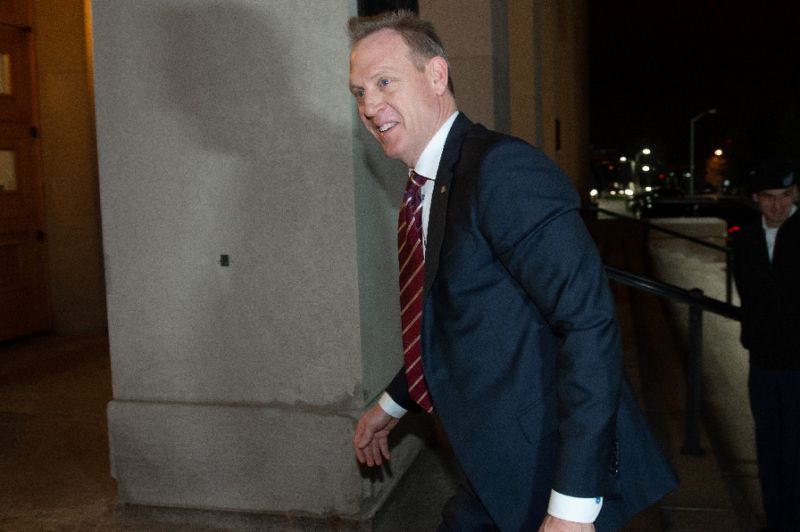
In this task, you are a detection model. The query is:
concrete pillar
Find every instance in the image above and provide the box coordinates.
[508,0,538,145]
[93,0,422,521]
[420,0,509,132]
[506,0,590,193]
[33,0,106,334]
[553,0,591,197]
[422,0,590,193]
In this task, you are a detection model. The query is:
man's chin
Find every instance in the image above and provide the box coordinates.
[380,144,404,163]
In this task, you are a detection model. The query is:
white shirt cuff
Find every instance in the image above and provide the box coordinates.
[378,392,407,418]
[547,490,603,523]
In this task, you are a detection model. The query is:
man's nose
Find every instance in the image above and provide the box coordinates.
[362,89,383,117]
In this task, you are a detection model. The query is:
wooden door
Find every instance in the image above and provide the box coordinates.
[0,1,49,341]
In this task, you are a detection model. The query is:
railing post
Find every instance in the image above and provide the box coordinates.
[682,288,705,455]
[725,247,733,305]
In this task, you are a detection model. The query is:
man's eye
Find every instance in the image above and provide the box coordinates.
[379,78,391,87]
[353,89,365,98]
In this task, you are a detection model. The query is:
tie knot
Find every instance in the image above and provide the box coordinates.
[409,171,428,188]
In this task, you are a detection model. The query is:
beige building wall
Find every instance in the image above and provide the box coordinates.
[553,0,591,198]
[420,0,508,131]
[33,0,106,334]
[506,0,591,194]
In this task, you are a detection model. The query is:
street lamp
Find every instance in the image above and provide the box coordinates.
[631,147,651,190]
[689,108,717,196]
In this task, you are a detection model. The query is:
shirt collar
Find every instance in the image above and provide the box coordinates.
[411,111,460,181]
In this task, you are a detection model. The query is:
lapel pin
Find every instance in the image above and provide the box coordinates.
[440,185,447,193]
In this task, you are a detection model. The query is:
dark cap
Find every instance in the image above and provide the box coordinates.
[749,157,798,193]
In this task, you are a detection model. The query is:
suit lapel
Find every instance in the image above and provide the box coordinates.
[424,113,474,296]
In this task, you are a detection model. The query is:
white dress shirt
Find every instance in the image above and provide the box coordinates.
[377,111,602,523]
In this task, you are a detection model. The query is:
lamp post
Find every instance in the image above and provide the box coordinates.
[689,108,717,196]
[631,147,651,190]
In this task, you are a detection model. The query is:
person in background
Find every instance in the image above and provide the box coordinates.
[731,156,800,532]
[347,10,676,531]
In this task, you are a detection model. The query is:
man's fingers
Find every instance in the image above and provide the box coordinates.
[354,426,372,450]
[363,441,376,466]
[354,404,399,468]
[354,422,375,465]
[356,425,377,467]
[355,435,390,467]
[354,443,366,464]
[370,438,383,466]
[378,435,391,460]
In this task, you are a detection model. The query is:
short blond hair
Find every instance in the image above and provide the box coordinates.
[348,10,454,94]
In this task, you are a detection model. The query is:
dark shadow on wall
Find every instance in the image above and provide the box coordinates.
[153,2,354,401]
[151,0,426,482]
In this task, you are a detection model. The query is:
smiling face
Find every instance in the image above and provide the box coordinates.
[753,185,798,228]
[349,29,455,167]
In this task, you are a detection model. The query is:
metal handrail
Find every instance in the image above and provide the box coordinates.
[605,266,740,321]
[588,205,735,304]
[590,205,729,253]
[604,265,740,455]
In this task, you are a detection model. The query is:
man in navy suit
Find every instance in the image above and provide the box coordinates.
[348,11,675,531]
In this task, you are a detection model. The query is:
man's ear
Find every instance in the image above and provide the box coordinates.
[427,56,449,95]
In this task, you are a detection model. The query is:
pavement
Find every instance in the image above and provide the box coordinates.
[0,207,765,531]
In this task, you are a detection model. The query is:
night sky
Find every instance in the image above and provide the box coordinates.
[588,2,800,180]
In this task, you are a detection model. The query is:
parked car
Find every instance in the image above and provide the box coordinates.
[625,187,758,226]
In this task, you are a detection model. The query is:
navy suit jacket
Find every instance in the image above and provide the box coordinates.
[387,114,676,531]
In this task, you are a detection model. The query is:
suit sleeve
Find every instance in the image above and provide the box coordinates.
[476,139,621,497]
[730,230,755,307]
[386,368,421,413]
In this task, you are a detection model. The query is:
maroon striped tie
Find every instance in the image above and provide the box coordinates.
[398,172,434,413]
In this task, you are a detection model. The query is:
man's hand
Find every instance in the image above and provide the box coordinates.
[538,515,595,532]
[353,403,400,467]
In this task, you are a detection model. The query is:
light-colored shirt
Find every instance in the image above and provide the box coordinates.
[413,111,458,253]
[378,111,602,523]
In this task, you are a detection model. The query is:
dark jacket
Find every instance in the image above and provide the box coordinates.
[387,114,676,531]
[731,207,800,369]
